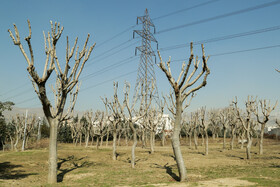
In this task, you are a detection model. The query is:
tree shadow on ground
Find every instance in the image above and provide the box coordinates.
[0,162,38,180]
[57,155,93,182]
[151,163,180,181]
[225,154,244,160]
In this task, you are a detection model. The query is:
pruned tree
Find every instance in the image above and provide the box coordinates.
[228,105,238,150]
[254,99,278,154]
[208,109,220,140]
[233,96,257,159]
[146,104,164,154]
[200,107,209,155]
[8,20,95,183]
[102,82,125,160]
[157,42,210,181]
[218,108,231,150]
[190,112,199,150]
[120,81,153,168]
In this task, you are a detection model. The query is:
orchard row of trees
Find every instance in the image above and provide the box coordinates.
[6,20,279,184]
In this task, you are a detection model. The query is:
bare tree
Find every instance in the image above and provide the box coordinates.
[103,82,126,160]
[157,42,210,181]
[254,99,277,155]
[200,107,209,155]
[121,82,153,168]
[233,96,256,159]
[228,106,238,150]
[8,20,95,183]
[146,103,165,154]
[219,108,231,150]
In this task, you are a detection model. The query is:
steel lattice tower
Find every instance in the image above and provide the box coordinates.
[133,9,159,107]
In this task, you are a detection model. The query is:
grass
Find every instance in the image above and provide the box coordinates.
[0,138,279,186]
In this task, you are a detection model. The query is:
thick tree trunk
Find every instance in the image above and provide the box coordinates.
[150,131,154,154]
[106,129,109,147]
[205,131,208,155]
[161,130,166,146]
[100,135,104,147]
[194,130,198,150]
[223,127,226,150]
[230,128,235,150]
[131,130,137,168]
[48,119,58,184]
[201,133,204,146]
[141,129,146,148]
[96,136,100,150]
[172,94,186,182]
[259,125,265,155]
[117,131,121,146]
[85,132,89,148]
[112,130,117,160]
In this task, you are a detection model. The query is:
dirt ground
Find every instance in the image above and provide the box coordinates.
[0,138,279,186]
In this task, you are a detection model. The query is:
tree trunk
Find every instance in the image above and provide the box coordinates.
[131,130,137,168]
[117,131,121,146]
[259,125,265,155]
[79,132,82,146]
[230,127,235,150]
[112,130,117,160]
[9,136,14,151]
[223,127,226,150]
[162,129,166,146]
[85,132,89,148]
[100,135,104,147]
[37,122,42,142]
[246,137,252,159]
[96,136,99,150]
[205,131,208,155]
[194,129,198,150]
[22,110,28,151]
[201,133,204,146]
[141,129,146,148]
[106,129,109,147]
[48,119,58,184]
[189,134,192,147]
[150,131,154,154]
[171,94,186,182]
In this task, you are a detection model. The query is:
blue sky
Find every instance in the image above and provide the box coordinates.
[1,0,280,114]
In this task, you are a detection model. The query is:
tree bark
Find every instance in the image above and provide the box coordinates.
[131,130,137,168]
[223,127,226,150]
[172,94,186,182]
[48,119,58,184]
[150,131,155,154]
[112,130,117,160]
[205,132,208,155]
[259,125,265,155]
[194,129,198,150]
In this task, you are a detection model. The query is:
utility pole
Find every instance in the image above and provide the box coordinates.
[133,9,159,147]
[133,8,159,107]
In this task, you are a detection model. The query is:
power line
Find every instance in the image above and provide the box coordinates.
[11,57,137,105]
[153,0,220,21]
[170,44,280,62]
[97,25,137,48]
[157,0,280,34]
[80,70,137,93]
[159,25,280,51]
[15,43,280,107]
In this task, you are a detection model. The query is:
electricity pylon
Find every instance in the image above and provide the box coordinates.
[133,9,159,108]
